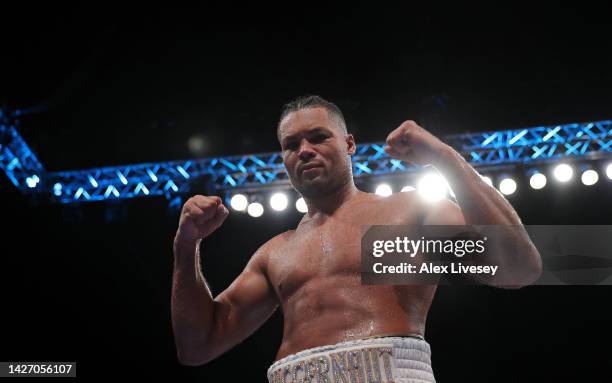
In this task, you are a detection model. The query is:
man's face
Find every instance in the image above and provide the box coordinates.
[278,107,355,198]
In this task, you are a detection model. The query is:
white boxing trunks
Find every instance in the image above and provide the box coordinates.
[267,335,435,383]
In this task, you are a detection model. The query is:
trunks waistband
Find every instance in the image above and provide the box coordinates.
[267,335,435,383]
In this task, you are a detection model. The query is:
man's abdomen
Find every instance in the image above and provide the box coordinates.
[275,275,435,361]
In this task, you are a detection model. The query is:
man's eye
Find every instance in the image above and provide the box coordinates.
[311,135,327,142]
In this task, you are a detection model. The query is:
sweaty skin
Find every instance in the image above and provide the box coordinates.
[171,107,541,365]
[268,191,435,360]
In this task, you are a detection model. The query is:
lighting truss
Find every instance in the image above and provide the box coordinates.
[1,107,610,205]
[0,116,45,191]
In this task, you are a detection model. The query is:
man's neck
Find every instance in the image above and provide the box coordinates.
[302,182,360,220]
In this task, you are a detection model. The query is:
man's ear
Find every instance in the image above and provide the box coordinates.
[346,134,356,156]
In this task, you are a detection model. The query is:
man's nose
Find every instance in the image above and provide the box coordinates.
[298,140,316,161]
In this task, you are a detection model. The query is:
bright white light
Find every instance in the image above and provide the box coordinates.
[187,134,207,155]
[481,176,493,186]
[53,183,62,196]
[499,178,517,195]
[26,175,39,188]
[401,185,416,192]
[247,202,264,217]
[295,197,308,213]
[417,173,449,202]
[230,194,248,211]
[581,169,599,186]
[529,173,547,190]
[375,183,393,197]
[553,163,573,182]
[606,163,612,180]
[270,193,288,211]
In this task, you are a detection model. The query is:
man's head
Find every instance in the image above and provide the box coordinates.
[277,95,356,199]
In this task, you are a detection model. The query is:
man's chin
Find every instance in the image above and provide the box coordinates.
[295,179,334,198]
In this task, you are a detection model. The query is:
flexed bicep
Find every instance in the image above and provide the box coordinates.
[204,242,280,363]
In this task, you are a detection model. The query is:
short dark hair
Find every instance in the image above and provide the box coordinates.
[277,95,347,140]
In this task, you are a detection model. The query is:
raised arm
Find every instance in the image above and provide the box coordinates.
[171,195,279,366]
[385,120,542,288]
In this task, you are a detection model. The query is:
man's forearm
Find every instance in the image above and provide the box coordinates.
[433,145,521,225]
[433,145,542,285]
[171,238,216,363]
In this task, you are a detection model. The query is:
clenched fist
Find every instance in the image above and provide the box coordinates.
[384,120,452,165]
[175,195,229,246]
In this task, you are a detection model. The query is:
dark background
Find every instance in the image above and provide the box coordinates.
[1,4,611,381]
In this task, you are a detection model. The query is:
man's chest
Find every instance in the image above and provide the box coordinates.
[266,202,419,300]
[267,219,363,299]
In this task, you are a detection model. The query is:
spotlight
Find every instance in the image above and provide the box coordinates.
[187,134,207,156]
[581,169,599,186]
[606,163,612,180]
[270,192,288,211]
[53,182,63,196]
[375,183,393,197]
[25,175,40,188]
[247,202,264,217]
[417,172,449,202]
[295,197,308,213]
[529,173,547,190]
[553,163,573,182]
[481,176,493,187]
[499,177,517,195]
[401,185,416,192]
[230,194,248,211]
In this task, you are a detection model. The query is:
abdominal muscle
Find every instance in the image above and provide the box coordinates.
[274,274,436,361]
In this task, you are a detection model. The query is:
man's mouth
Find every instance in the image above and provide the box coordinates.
[299,163,323,173]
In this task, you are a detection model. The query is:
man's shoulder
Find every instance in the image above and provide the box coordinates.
[382,190,463,225]
[269,229,296,246]
[249,230,294,273]
[368,189,421,210]
[253,230,295,258]
[360,189,462,225]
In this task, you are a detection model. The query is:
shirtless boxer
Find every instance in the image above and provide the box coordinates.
[171,96,542,382]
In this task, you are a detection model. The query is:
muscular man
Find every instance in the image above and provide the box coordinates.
[171,95,542,382]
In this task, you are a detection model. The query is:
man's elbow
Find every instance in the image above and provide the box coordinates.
[521,249,543,285]
[176,347,214,366]
[500,253,543,289]
[177,355,209,367]
[175,334,217,366]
